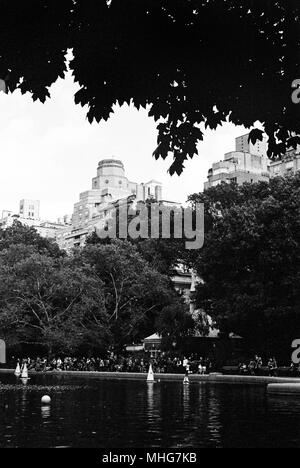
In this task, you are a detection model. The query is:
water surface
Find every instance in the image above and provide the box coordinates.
[0,373,299,448]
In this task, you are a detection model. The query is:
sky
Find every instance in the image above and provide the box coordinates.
[0,70,247,222]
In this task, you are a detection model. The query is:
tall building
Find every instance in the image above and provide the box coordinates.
[1,199,40,229]
[204,134,270,189]
[56,158,164,250]
[270,147,300,178]
[235,134,267,157]
[19,199,40,220]
[71,159,162,231]
[0,78,6,93]
[0,200,68,239]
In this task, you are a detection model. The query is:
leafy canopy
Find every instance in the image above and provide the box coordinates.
[0,0,299,174]
[0,250,109,355]
[0,223,192,354]
[0,221,64,258]
[189,174,300,358]
[80,241,192,348]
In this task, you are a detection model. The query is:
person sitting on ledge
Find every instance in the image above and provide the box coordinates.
[248,359,256,376]
[238,362,248,375]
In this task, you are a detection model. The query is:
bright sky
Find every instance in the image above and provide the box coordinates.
[0,70,247,222]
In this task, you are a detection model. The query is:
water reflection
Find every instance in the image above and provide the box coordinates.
[206,389,221,446]
[20,378,29,386]
[147,382,154,415]
[19,391,27,416]
[146,381,162,441]
[41,405,51,420]
[182,384,190,417]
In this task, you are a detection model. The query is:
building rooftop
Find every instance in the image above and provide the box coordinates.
[98,159,124,169]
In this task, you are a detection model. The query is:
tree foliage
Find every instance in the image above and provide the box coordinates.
[0,0,299,174]
[86,198,186,275]
[0,250,109,355]
[0,221,64,257]
[80,241,191,348]
[0,223,191,354]
[189,174,300,357]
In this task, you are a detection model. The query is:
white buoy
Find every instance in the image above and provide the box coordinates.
[147,364,155,382]
[41,395,51,405]
[183,374,190,385]
[21,363,28,379]
[14,362,21,376]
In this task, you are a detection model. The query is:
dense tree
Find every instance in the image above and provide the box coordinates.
[155,303,201,350]
[87,230,183,276]
[0,221,64,258]
[0,250,109,355]
[86,199,186,275]
[0,1,299,174]
[80,241,192,348]
[189,174,300,358]
[0,222,194,354]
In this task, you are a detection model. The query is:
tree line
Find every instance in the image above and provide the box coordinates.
[0,173,299,359]
[0,223,193,356]
[189,173,300,358]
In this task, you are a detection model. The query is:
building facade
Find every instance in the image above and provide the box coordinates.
[56,158,164,250]
[19,199,40,220]
[205,134,270,190]
[205,134,300,190]
[270,147,300,178]
[235,134,267,157]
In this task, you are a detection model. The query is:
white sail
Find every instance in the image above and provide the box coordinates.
[147,364,155,382]
[21,363,28,379]
[15,363,21,376]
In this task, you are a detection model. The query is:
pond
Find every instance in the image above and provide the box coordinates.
[0,373,299,448]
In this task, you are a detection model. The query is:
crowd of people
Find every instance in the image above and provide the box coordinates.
[12,354,213,375]
[238,355,280,376]
[11,353,300,377]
